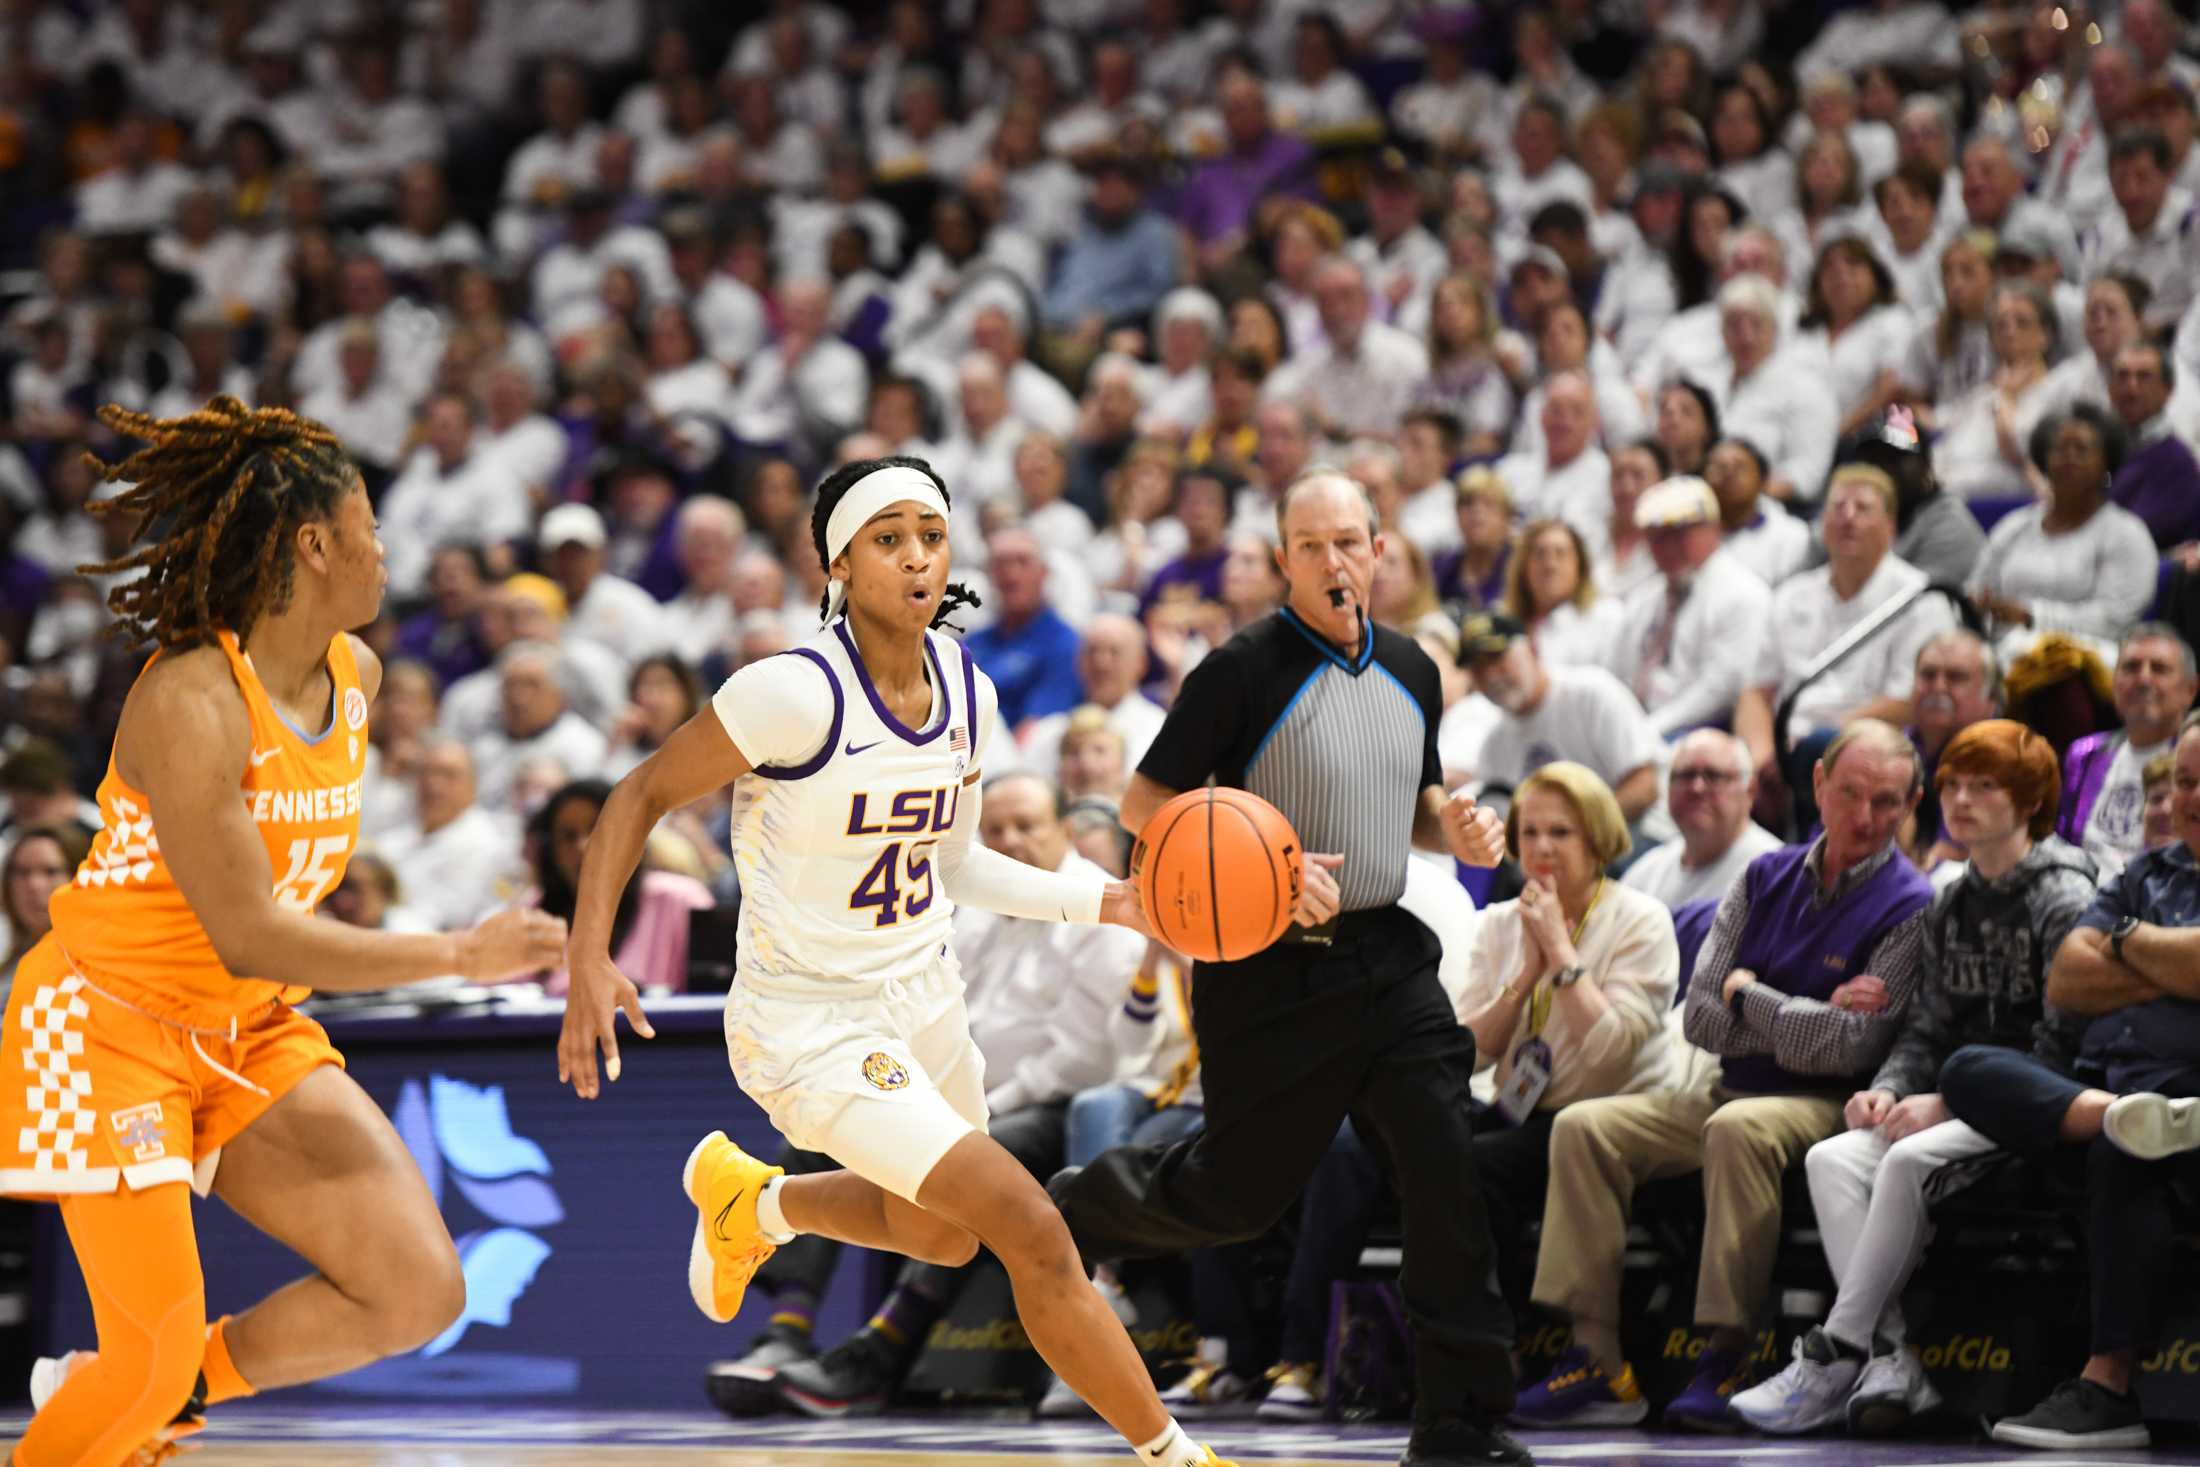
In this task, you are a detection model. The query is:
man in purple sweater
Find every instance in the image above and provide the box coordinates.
[2106,340,2200,548]
[1514,721,1932,1432]
[1176,69,1318,276]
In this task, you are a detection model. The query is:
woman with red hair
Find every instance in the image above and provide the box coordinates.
[1732,719,2098,1438]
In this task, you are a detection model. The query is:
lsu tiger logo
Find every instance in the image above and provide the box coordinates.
[861,1051,910,1091]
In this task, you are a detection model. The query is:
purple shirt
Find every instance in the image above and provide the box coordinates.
[1140,548,1228,614]
[1724,842,1934,1092]
[2111,430,2200,550]
[1177,132,1318,244]
[1433,543,1511,610]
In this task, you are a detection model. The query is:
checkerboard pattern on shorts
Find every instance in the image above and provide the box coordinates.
[18,973,94,1175]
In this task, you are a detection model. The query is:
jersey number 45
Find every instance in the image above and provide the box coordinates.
[849,841,937,927]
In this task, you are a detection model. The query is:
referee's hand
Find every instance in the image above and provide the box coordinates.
[1441,791,1507,867]
[1295,852,1345,926]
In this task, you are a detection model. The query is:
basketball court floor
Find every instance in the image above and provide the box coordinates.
[12,1406,2200,1465]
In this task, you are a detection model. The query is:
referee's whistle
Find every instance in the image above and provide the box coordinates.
[1328,587,1347,608]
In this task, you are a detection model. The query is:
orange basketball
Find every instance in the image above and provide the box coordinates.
[1132,787,1304,963]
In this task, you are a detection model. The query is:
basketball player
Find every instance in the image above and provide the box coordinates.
[557,457,1235,1467]
[5,400,566,1467]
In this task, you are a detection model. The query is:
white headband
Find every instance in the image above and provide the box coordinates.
[823,465,951,621]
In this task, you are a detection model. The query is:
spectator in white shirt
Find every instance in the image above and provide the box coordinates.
[1966,404,2160,660]
[1712,81,1797,226]
[150,182,275,324]
[307,38,444,198]
[378,390,532,600]
[1497,371,1613,555]
[1139,289,1221,439]
[73,111,196,238]
[291,253,442,409]
[1261,255,1431,441]
[146,303,255,422]
[1705,437,1812,586]
[729,277,872,456]
[539,503,672,668]
[1390,15,1499,161]
[296,320,412,476]
[1868,164,1952,314]
[376,736,516,932]
[1270,13,1377,136]
[1493,93,1596,230]
[2081,128,2199,332]
[1506,518,1626,671]
[872,66,982,183]
[496,59,604,260]
[1461,611,1666,829]
[1714,272,1839,505]
[1793,0,1960,84]
[1017,614,1169,782]
[934,352,1029,519]
[1932,282,2064,502]
[1959,134,2077,276]
[1608,475,1776,737]
[1795,237,1918,442]
[471,640,611,813]
[660,210,768,367]
[1623,728,1783,909]
[368,161,487,282]
[1735,465,1956,792]
[660,496,746,667]
[478,356,569,501]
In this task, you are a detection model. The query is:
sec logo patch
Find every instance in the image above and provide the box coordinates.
[861,1052,910,1091]
[344,687,369,730]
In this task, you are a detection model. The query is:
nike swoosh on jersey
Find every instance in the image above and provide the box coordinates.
[844,740,882,756]
[713,1186,746,1243]
[249,748,281,767]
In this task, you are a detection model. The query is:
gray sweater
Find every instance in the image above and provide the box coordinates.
[1870,836,2098,1098]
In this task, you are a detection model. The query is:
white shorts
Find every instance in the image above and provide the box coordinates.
[723,955,989,1203]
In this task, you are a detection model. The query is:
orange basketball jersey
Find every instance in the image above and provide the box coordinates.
[48,629,369,1029]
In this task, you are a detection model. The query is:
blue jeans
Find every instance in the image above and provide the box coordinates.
[1065,1084,1204,1168]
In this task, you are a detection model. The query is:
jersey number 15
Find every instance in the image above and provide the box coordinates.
[850,841,936,927]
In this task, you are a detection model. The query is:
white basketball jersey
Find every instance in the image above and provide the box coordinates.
[717,622,995,992]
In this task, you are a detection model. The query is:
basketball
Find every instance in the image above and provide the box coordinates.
[1133,787,1304,963]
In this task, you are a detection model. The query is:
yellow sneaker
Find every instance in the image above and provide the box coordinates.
[682,1130,785,1324]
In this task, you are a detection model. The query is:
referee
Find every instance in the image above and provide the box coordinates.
[1054,471,1529,1467]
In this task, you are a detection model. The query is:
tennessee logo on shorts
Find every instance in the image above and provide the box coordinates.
[108,1101,168,1164]
[861,1052,909,1091]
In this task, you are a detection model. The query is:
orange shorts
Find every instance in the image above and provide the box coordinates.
[0,938,344,1201]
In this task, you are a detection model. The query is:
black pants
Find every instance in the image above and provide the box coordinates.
[1057,904,1516,1424]
[754,1104,1071,1317]
[1941,1044,2200,1358]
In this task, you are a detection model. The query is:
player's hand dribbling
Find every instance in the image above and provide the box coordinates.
[1294,852,1344,926]
[456,907,569,982]
[1441,791,1505,867]
[558,951,658,1101]
[1099,880,1154,937]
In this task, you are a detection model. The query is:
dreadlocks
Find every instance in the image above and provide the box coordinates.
[80,396,358,650]
[808,455,982,631]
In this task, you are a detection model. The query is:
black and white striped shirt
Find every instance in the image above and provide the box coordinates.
[1139,608,1443,912]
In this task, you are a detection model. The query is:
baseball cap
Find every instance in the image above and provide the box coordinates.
[1509,243,1570,281]
[538,503,608,552]
[1996,217,2063,264]
[1635,475,1721,531]
[1457,610,1527,659]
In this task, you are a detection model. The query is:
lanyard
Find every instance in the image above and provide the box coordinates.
[1524,878,1605,1038]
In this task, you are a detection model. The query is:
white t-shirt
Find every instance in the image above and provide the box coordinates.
[1757,552,1955,739]
[1474,665,1664,798]
[376,806,518,931]
[1622,824,1785,909]
[2082,736,2167,882]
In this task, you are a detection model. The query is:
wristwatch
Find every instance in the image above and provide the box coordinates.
[2111,916,2141,964]
[1551,963,1586,988]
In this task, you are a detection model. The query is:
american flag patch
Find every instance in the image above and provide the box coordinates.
[949,725,969,754]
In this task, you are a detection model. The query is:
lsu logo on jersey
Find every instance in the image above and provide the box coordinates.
[845,784,959,837]
[861,1052,911,1091]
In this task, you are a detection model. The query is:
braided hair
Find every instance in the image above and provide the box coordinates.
[80,396,358,650]
[808,455,981,631]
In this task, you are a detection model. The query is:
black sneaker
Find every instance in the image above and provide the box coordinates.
[706,1322,815,1418]
[773,1329,906,1418]
[1991,1377,2150,1451]
[1403,1415,1535,1465]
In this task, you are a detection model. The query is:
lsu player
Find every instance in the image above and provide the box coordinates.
[559,457,1237,1467]
[6,400,564,1467]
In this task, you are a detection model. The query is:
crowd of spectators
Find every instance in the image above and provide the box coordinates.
[7,0,2200,1451]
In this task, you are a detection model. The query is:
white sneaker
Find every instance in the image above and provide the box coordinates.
[1846,1347,1941,1435]
[1036,1371,1096,1418]
[1729,1329,1861,1435]
[2104,1093,2200,1159]
[1093,1272,1139,1328]
[1159,1361,1256,1419]
[29,1351,92,1411]
[1258,1361,1323,1422]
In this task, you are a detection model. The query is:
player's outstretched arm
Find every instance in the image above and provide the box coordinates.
[559,706,753,1099]
[933,773,1149,933]
[126,655,567,990]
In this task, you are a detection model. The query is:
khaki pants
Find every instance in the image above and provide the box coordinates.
[1530,1060,1844,1334]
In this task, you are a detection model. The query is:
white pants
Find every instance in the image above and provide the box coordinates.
[724,956,990,1203]
[1804,1118,1999,1348]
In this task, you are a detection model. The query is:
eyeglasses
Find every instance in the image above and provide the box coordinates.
[1671,767,1741,787]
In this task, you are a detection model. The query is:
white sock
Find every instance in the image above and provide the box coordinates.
[754,1174,796,1245]
[1132,1418,1205,1467]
